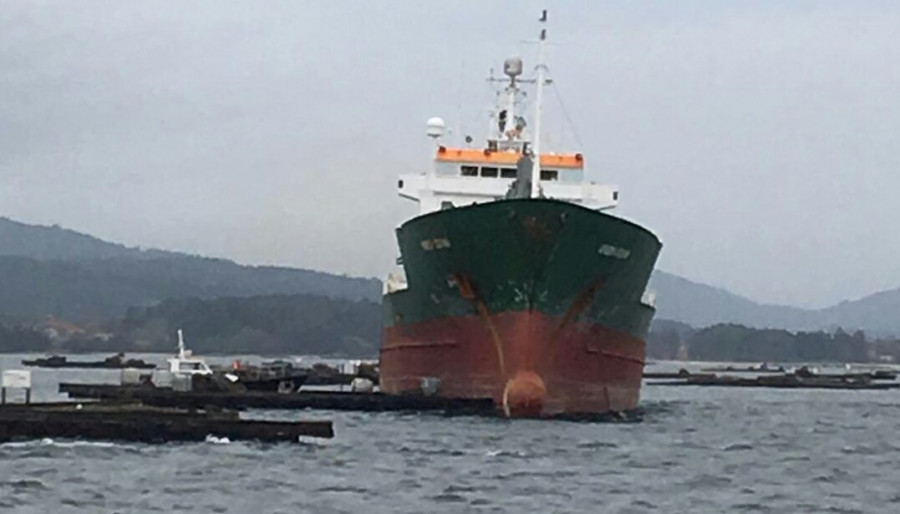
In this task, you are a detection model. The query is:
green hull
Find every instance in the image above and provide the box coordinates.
[384,199,662,339]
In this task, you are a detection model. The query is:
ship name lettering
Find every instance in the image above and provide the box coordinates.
[598,244,630,260]
[421,238,451,251]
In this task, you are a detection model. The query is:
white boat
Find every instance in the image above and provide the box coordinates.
[166,329,213,377]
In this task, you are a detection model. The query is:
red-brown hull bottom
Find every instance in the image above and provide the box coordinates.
[379,311,645,417]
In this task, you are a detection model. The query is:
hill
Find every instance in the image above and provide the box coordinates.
[646,322,874,363]
[0,216,167,261]
[818,290,900,336]
[649,271,813,330]
[0,293,381,357]
[3,216,900,336]
[119,294,381,357]
[0,217,380,321]
[649,271,900,336]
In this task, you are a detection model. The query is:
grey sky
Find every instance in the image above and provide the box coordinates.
[2,1,899,308]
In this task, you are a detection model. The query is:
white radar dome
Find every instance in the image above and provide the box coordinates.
[503,57,523,78]
[426,117,446,139]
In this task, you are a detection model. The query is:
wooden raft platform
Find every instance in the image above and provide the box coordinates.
[646,373,899,390]
[0,402,333,443]
[59,383,498,415]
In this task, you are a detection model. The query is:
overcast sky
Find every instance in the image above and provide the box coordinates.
[2,1,899,308]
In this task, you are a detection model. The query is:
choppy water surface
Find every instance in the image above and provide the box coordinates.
[2,354,899,513]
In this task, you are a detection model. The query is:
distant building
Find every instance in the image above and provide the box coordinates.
[42,315,86,342]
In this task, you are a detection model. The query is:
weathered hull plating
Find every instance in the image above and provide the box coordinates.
[380,199,661,417]
[381,311,645,416]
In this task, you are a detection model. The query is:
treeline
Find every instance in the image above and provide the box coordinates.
[118,294,381,357]
[0,320,152,354]
[0,322,52,353]
[0,255,381,321]
[6,303,900,362]
[648,321,880,363]
[0,293,382,357]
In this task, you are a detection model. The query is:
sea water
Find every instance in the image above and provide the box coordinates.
[1,353,898,513]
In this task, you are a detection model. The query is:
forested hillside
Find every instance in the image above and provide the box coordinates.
[119,294,381,357]
[5,216,900,358]
[0,217,380,321]
[647,320,880,363]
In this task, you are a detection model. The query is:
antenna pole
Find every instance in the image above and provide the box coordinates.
[177,329,186,358]
[530,10,548,198]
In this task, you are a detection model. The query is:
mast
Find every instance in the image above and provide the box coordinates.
[530,10,548,198]
[177,329,186,359]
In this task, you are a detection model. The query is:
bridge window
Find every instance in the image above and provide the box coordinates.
[540,169,559,181]
[481,167,498,178]
[501,168,517,178]
[461,165,478,177]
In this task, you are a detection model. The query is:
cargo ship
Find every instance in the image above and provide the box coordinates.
[379,12,662,417]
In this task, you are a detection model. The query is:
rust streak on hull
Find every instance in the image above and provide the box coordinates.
[380,310,645,417]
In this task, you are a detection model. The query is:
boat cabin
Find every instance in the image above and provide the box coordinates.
[167,358,213,376]
[166,330,213,376]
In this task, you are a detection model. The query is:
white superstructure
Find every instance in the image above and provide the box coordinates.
[397,11,619,216]
[166,329,213,376]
